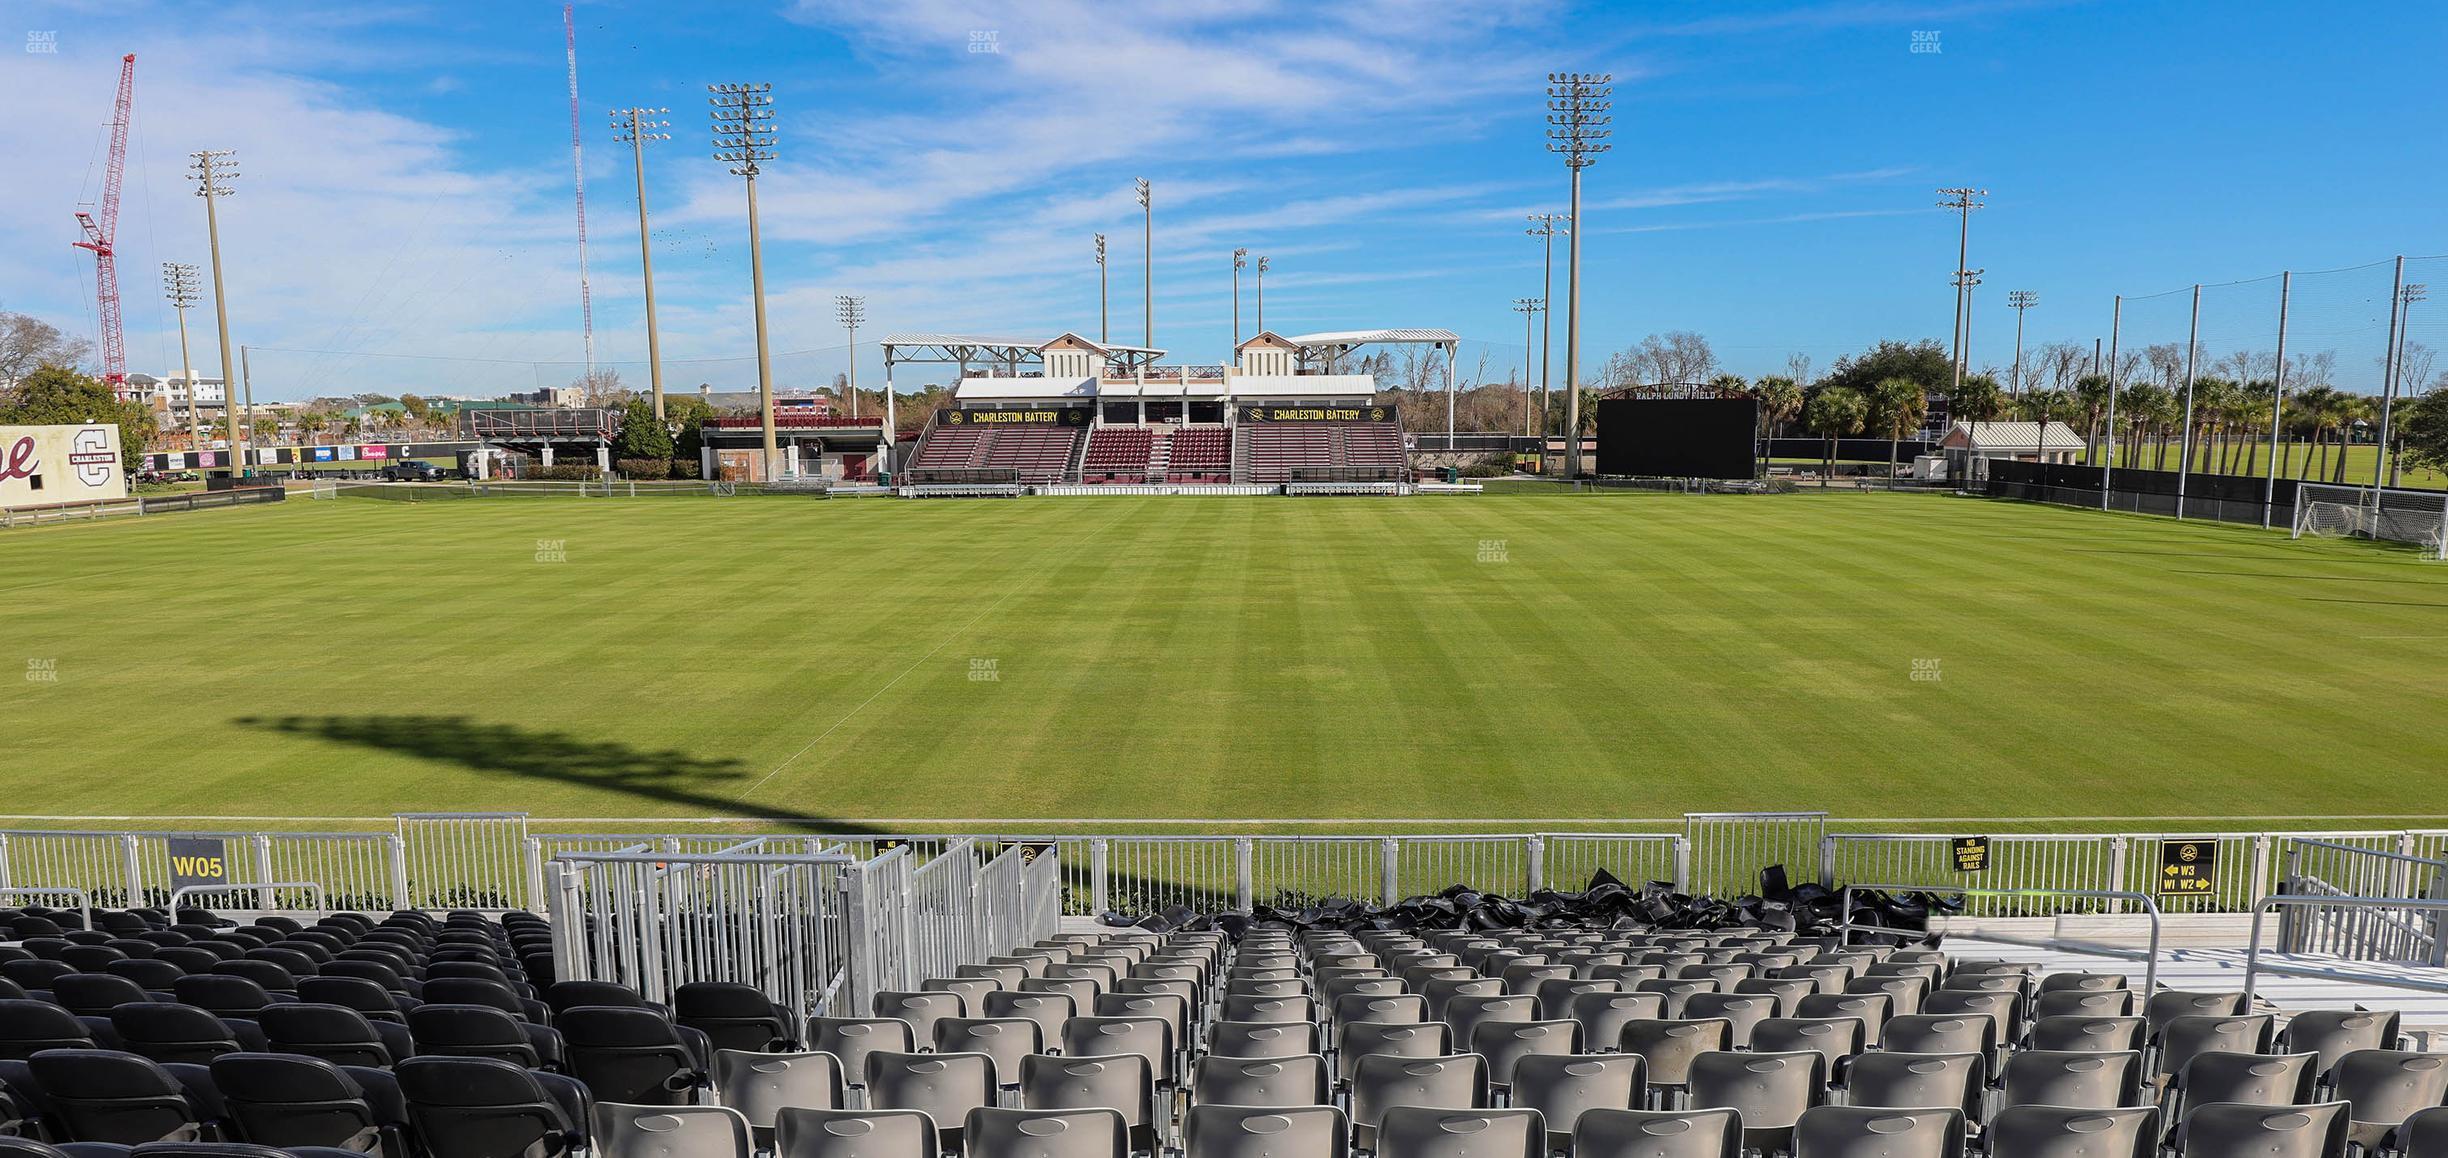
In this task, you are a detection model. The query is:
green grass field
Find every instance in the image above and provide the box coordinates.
[5,491,2446,830]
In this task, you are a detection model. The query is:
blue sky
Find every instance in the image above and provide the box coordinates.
[3,0,2443,401]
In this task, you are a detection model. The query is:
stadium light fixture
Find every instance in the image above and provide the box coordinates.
[2377,273,2426,488]
[2007,290,2038,400]
[161,262,203,445]
[612,106,672,419]
[1255,256,1270,333]
[1547,72,1611,477]
[1514,297,1544,439]
[1525,214,1568,437]
[1095,234,1108,344]
[1233,248,1248,351]
[710,82,780,479]
[1938,187,1987,397]
[837,294,867,419]
[1135,178,1153,349]
[189,149,244,474]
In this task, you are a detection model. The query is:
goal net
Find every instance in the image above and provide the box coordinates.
[2292,483,2448,559]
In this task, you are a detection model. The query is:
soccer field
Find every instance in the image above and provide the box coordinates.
[5,491,2445,830]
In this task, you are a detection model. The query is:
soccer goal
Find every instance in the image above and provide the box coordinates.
[2292,482,2448,559]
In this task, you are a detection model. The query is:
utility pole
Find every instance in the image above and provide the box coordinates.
[161,262,201,450]
[1514,298,1543,440]
[1135,178,1153,350]
[611,106,671,419]
[1232,248,1247,351]
[1526,214,1566,437]
[1547,72,1612,478]
[2007,290,2037,401]
[710,82,779,479]
[189,149,243,475]
[1255,256,1269,333]
[1937,187,1986,396]
[837,295,867,421]
[1094,234,1108,345]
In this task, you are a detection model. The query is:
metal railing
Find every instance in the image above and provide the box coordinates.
[2278,839,2448,964]
[1840,883,2164,994]
[7,814,2448,929]
[2243,895,2448,1002]
[170,880,327,914]
[0,886,93,930]
[545,849,857,1016]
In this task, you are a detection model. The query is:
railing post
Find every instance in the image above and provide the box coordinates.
[1819,836,1838,889]
[1525,836,1545,894]
[1382,838,1401,906]
[120,833,145,909]
[522,837,547,916]
[1234,838,1255,912]
[1673,836,1691,894]
[543,860,584,982]
[387,834,411,911]
[2248,835,2272,907]
[253,834,277,911]
[2107,837,2129,915]
[1089,838,1110,915]
[0,832,13,890]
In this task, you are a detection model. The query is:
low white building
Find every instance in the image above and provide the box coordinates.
[1941,420,2085,478]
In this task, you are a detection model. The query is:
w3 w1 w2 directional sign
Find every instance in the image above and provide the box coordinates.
[2157,839,2219,895]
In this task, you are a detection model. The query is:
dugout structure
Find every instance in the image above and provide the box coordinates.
[1596,396,1760,480]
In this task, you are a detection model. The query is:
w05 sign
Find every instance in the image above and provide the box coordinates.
[167,837,231,892]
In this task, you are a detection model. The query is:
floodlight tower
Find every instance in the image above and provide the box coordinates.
[1255,256,1269,332]
[1232,248,1248,350]
[1547,72,1611,477]
[611,106,672,418]
[2379,278,2427,487]
[1513,297,1544,438]
[1094,234,1108,344]
[1135,178,1153,349]
[161,262,202,446]
[2007,290,2038,400]
[837,294,867,419]
[1525,214,1567,435]
[1938,186,1987,394]
[189,149,243,473]
[710,82,779,478]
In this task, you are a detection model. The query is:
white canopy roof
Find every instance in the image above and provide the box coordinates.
[1285,328,1460,347]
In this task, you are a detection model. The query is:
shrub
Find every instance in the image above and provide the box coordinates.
[525,463,604,481]
[615,458,669,479]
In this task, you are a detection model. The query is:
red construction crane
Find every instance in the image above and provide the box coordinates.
[72,53,135,396]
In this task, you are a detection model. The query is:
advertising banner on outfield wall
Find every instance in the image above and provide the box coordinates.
[0,424,126,509]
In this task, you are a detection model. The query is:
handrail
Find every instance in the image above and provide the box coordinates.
[1840,882,2163,994]
[0,886,93,931]
[551,850,857,866]
[170,880,326,913]
[2285,837,2448,870]
[2244,894,2448,1000]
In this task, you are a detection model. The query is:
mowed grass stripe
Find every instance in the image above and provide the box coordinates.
[3,491,2444,823]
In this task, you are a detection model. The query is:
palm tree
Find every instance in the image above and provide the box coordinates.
[1869,377,1925,478]
[2335,394,2374,483]
[1755,376,1805,440]
[1804,386,1867,485]
[2072,374,2113,465]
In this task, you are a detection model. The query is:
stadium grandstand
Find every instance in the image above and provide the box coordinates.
[2,816,2444,1158]
[885,329,1449,495]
